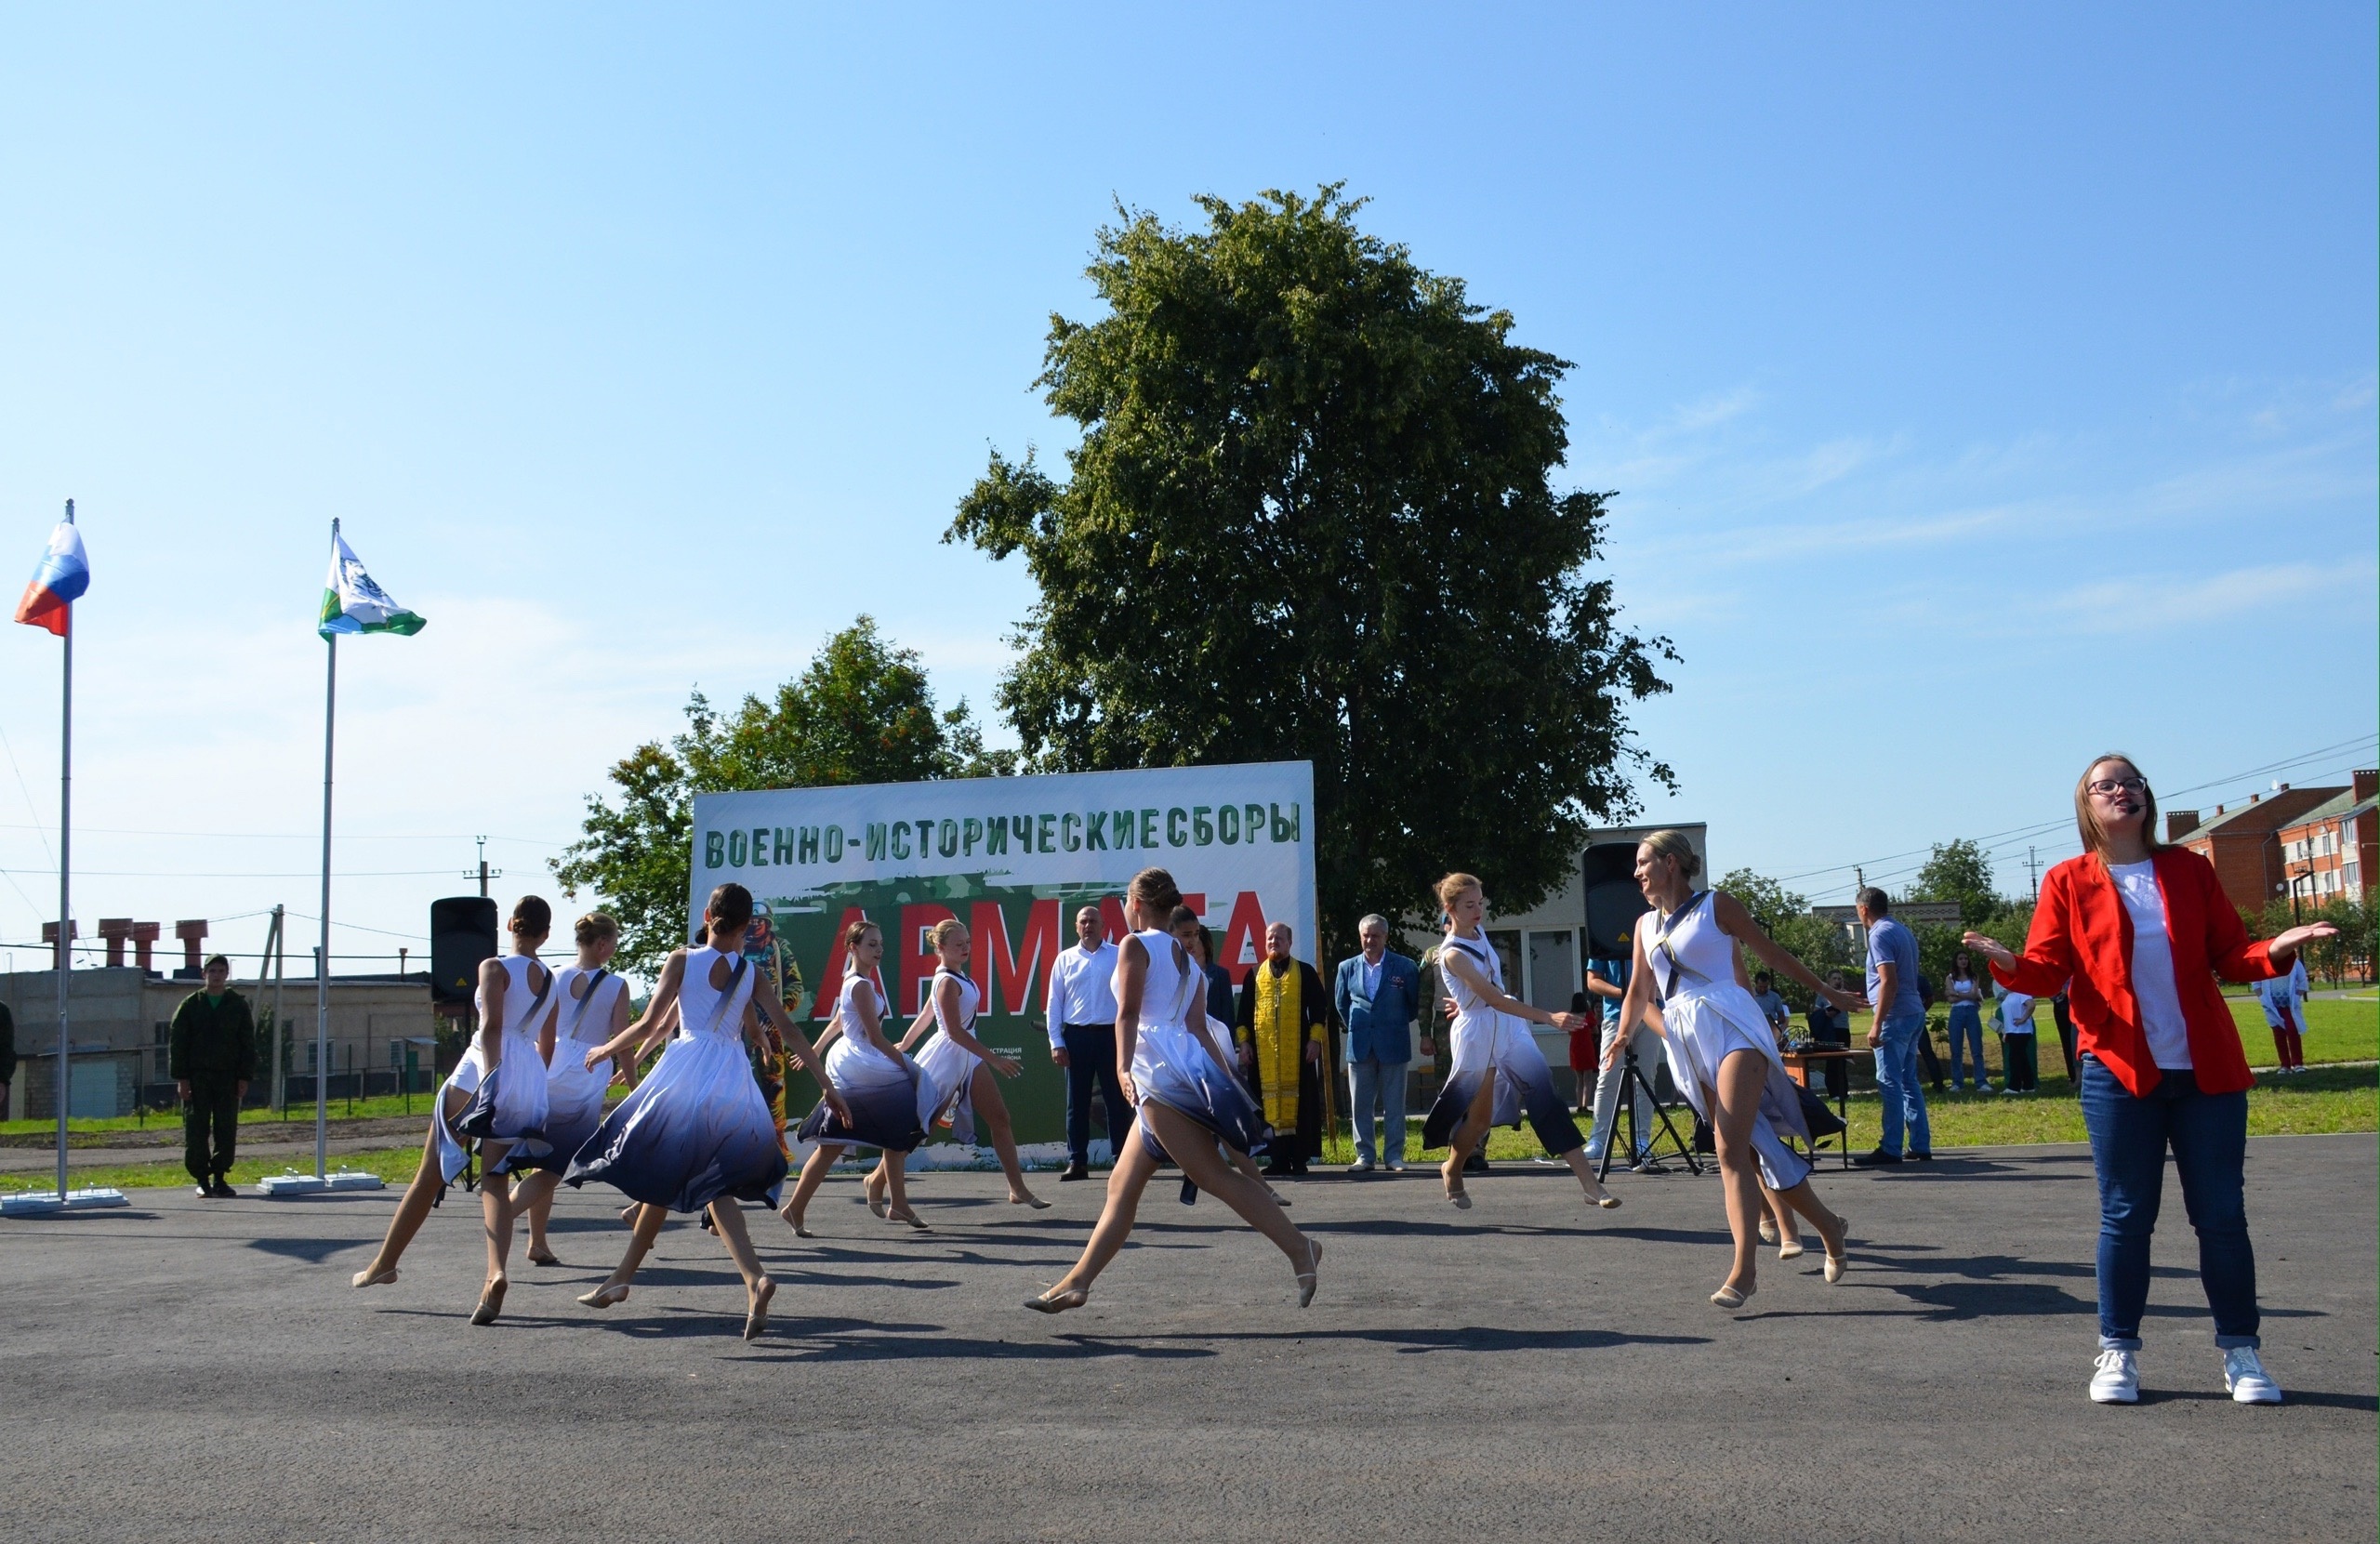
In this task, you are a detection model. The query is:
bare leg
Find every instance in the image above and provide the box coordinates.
[476,1153,516,1323]
[1557,1146,1620,1207]
[707,1200,776,1338]
[352,1126,444,1287]
[1708,1051,1771,1299]
[1766,1175,1847,1261]
[1036,1118,1163,1302]
[972,1065,1044,1207]
[864,1157,889,1217]
[1224,1144,1283,1202]
[582,1201,668,1306]
[780,1142,843,1235]
[1760,1181,1801,1254]
[511,1170,562,1262]
[883,1153,927,1229]
[1145,1104,1313,1279]
[1439,1074,1497,1205]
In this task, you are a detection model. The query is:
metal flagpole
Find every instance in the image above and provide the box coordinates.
[316,572,337,1183]
[53,499,73,1204]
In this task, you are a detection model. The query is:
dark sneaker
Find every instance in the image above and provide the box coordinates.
[1059,1161,1091,1181]
[1909,1150,1935,1162]
[1849,1147,1904,1168]
[210,1180,238,1198]
[1463,1152,1491,1175]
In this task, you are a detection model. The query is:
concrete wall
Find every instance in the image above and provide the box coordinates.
[1,969,437,1118]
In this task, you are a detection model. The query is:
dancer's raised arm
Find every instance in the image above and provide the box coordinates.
[1710,891,1864,1011]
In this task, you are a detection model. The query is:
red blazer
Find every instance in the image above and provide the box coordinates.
[1991,847,2276,1096]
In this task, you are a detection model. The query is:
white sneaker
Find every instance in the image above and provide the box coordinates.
[2090,1348,2139,1404]
[1346,1158,1374,1175]
[2224,1347,2283,1405]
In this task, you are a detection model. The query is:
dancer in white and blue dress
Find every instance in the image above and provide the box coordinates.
[566,883,842,1339]
[506,910,633,1267]
[1169,904,1286,1210]
[1607,830,1861,1308]
[780,919,933,1234]
[1024,868,1319,1315]
[349,896,559,1327]
[887,917,1047,1215]
[1421,874,1620,1214]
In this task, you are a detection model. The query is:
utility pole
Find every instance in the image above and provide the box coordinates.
[476,835,489,899]
[2027,846,2042,902]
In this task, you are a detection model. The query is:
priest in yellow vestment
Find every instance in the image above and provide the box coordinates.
[1234,921,1331,1175]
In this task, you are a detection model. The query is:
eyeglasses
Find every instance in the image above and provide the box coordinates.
[2086,776,2149,796]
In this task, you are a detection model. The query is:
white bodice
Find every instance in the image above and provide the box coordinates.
[552,965,625,1049]
[1129,928,1197,1032]
[474,954,557,1038]
[931,970,982,1038]
[1439,929,1512,1036]
[679,945,757,1041]
[1641,891,1733,999]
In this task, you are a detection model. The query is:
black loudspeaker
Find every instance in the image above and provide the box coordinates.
[1582,843,1642,959]
[430,897,499,1007]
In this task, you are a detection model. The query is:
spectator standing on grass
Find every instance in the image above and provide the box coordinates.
[2050,983,2080,1087]
[2254,957,2310,1074]
[1750,971,1791,1049]
[1850,891,1932,1167]
[1045,904,1124,1182]
[1236,922,1330,1177]
[1965,753,2334,1407]
[1333,915,1424,1174]
[1994,985,2039,1093]
[0,996,14,1121]
[1943,952,1993,1093]
[171,954,256,1199]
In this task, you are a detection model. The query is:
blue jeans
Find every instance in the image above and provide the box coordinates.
[2079,1057,2260,1350]
[1946,1003,1988,1088]
[1871,1010,1931,1156]
[1348,1056,1409,1165]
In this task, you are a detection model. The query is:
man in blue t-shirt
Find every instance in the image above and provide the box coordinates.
[1851,889,1934,1166]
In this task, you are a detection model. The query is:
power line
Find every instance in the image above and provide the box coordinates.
[1770,733,2378,892]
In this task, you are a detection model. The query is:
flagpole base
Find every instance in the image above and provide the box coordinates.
[257,1169,387,1196]
[2,1187,131,1217]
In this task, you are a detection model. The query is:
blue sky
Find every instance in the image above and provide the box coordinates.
[0,5,2372,972]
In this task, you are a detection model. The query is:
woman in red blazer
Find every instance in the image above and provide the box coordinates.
[1965,754,2333,1409]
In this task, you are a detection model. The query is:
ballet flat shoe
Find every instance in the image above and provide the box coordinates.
[1710,1281,1755,1310]
[1023,1286,1089,1314]
[1777,1239,1806,1260]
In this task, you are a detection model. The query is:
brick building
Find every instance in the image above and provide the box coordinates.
[2165,781,2350,917]
[2272,769,2376,915]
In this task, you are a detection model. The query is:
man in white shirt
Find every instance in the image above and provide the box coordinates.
[1045,904,1124,1181]
[2255,958,2311,1074]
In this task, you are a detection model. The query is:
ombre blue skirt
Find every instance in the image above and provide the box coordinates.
[794,1038,932,1155]
[1132,1023,1273,1162]
[565,1031,787,1212]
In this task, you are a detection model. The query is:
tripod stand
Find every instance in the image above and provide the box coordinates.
[1591,1049,1702,1180]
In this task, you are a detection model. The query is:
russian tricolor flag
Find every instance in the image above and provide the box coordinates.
[15,512,89,637]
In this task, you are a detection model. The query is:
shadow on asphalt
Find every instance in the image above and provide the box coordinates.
[247,1236,367,1263]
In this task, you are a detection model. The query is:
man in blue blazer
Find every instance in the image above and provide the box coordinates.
[1334,915,1428,1173]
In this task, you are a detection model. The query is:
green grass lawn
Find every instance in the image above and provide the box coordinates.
[0,1144,426,1193]
[0,1090,445,1140]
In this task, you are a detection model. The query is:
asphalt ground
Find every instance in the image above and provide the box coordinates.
[2,1134,2372,1544]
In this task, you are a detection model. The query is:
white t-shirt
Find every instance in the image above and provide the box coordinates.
[1999,992,2035,1033]
[2109,860,2191,1069]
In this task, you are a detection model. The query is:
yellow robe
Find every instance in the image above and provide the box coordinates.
[1246,961,1312,1130]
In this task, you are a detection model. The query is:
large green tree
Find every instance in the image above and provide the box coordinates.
[552,616,1007,974]
[1716,867,1856,1010]
[948,187,1673,946]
